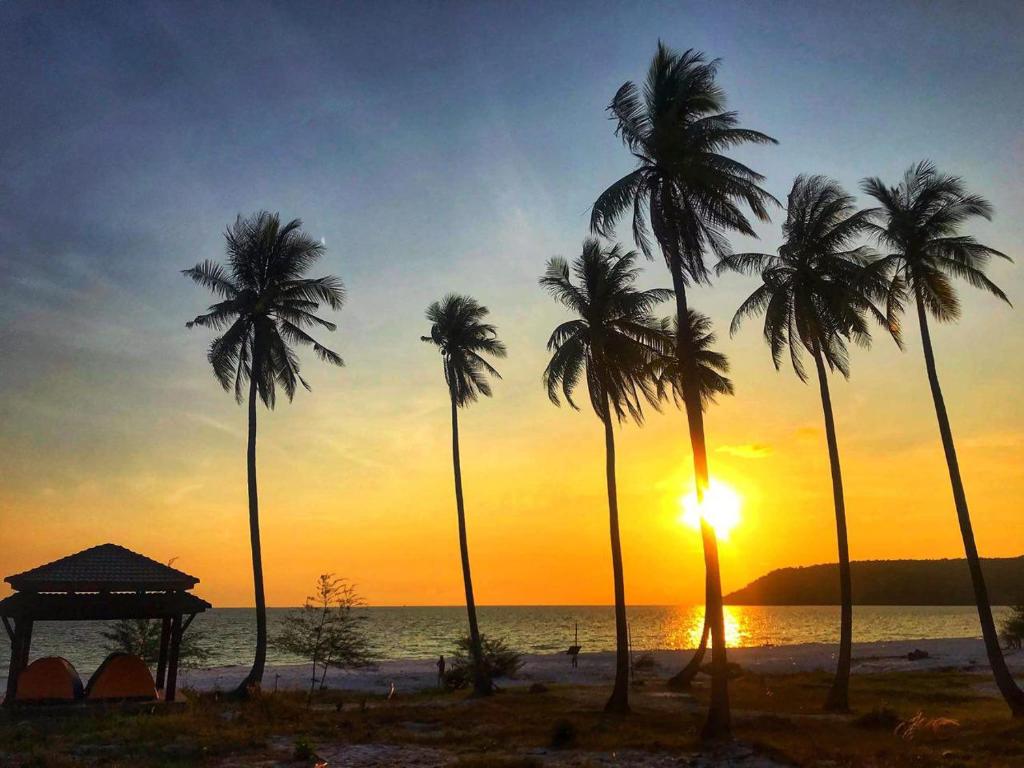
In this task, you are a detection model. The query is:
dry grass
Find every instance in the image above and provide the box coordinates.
[2,670,1023,766]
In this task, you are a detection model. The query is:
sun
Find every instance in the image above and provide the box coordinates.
[679,480,742,540]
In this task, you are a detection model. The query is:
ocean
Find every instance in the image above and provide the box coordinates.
[0,604,1006,678]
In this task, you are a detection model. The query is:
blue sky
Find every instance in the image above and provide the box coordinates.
[1,1,1022,605]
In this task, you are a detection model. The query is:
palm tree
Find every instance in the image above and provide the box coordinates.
[421,294,507,697]
[539,238,670,713]
[651,310,733,690]
[719,175,894,711]
[591,41,777,738]
[184,211,344,694]
[861,162,1022,715]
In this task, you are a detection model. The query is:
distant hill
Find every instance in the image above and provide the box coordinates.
[725,556,1024,606]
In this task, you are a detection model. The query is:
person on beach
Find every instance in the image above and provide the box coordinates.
[437,655,445,687]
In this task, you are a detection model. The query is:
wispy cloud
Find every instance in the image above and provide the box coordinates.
[716,443,772,459]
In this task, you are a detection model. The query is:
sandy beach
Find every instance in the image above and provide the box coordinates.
[180,637,1024,696]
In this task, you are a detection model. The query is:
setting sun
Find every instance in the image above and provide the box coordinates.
[679,480,743,540]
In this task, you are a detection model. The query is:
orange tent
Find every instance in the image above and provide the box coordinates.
[85,653,157,701]
[14,657,84,703]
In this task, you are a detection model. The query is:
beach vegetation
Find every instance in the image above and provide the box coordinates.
[1000,604,1024,650]
[184,211,345,696]
[591,40,778,739]
[862,162,1021,714]
[274,573,375,699]
[422,294,507,697]
[719,174,896,711]
[539,239,669,713]
[100,618,212,669]
[444,634,523,690]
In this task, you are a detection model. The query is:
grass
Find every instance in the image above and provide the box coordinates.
[2,671,1023,766]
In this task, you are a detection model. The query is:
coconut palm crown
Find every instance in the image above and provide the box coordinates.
[540,238,671,423]
[861,160,1011,324]
[184,211,345,405]
[421,295,507,406]
[651,310,734,412]
[719,175,897,377]
[590,41,778,284]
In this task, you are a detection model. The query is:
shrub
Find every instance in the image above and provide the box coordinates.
[101,618,211,668]
[549,719,577,750]
[274,574,375,698]
[443,635,523,690]
[999,604,1024,649]
[292,736,314,761]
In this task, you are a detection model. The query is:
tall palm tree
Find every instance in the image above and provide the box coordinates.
[184,211,344,694]
[421,294,507,697]
[539,238,670,713]
[861,162,1022,715]
[591,41,777,738]
[719,175,894,711]
[651,310,733,690]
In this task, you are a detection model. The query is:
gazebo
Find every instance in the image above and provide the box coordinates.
[1,544,210,705]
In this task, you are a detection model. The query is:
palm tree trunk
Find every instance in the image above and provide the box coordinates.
[450,389,491,697]
[667,574,710,690]
[915,293,1024,715]
[669,269,730,740]
[602,397,631,714]
[812,347,853,712]
[236,354,267,695]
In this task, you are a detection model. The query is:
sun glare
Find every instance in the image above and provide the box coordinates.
[679,480,742,540]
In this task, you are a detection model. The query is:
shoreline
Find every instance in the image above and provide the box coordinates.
[179,636,1024,695]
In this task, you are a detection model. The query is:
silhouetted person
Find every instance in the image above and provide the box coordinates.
[437,655,445,687]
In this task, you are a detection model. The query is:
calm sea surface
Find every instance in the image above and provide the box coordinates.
[0,605,1006,677]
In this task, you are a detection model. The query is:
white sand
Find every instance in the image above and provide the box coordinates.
[180,637,1024,696]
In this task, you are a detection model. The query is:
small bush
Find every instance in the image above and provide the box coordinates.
[549,719,577,750]
[854,706,902,730]
[1000,604,1024,649]
[444,635,523,690]
[632,652,656,671]
[293,736,314,761]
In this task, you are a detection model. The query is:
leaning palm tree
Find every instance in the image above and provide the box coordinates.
[591,41,777,738]
[651,310,733,690]
[719,175,895,711]
[184,211,344,694]
[421,294,507,697]
[861,162,1022,715]
[540,238,670,713]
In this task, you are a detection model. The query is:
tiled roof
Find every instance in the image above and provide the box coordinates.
[5,544,200,593]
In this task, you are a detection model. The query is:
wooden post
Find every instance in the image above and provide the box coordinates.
[4,618,33,705]
[156,617,171,690]
[165,614,183,702]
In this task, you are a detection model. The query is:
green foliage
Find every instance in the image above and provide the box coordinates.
[591,42,777,284]
[184,211,345,408]
[650,309,733,412]
[444,635,522,690]
[100,618,211,669]
[861,161,1010,326]
[1000,605,1024,649]
[292,736,314,761]
[421,294,506,407]
[274,574,375,697]
[549,718,577,749]
[720,174,894,381]
[539,238,670,424]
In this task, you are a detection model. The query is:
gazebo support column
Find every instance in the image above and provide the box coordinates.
[4,618,33,705]
[156,617,171,690]
[165,614,183,702]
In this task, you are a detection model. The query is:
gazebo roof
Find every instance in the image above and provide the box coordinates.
[4,544,200,593]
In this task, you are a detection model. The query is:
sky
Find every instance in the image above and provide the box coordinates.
[1,0,1022,607]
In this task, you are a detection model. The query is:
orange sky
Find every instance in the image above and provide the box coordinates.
[2,260,1020,607]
